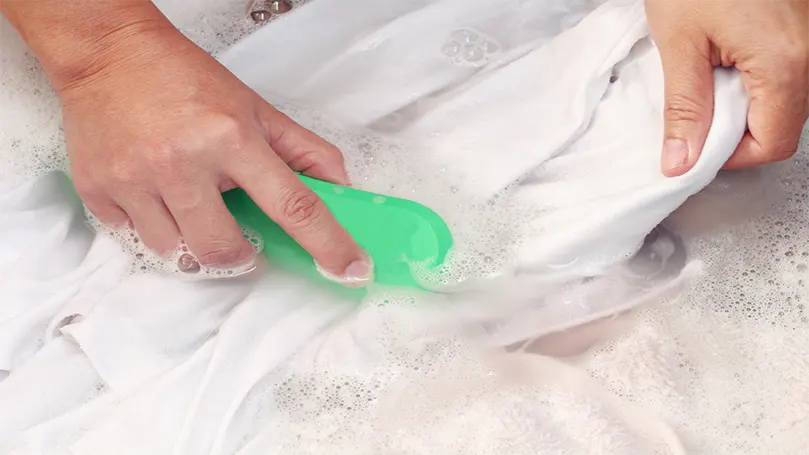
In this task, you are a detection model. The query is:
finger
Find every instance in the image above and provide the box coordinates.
[724,81,807,169]
[119,193,181,255]
[82,198,129,228]
[657,33,716,177]
[260,105,351,185]
[228,141,372,286]
[72,178,130,227]
[161,180,256,267]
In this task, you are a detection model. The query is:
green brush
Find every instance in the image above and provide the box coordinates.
[222,175,453,292]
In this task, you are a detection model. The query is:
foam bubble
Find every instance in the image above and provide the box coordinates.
[583,145,809,454]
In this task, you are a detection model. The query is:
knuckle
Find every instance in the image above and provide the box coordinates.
[279,190,322,228]
[210,114,252,147]
[107,158,138,186]
[327,143,346,166]
[145,142,188,177]
[759,40,809,90]
[664,93,705,124]
[165,187,203,214]
[780,40,808,71]
[72,176,105,201]
[289,149,333,172]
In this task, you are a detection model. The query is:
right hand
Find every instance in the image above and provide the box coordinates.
[647,0,809,176]
[59,26,372,285]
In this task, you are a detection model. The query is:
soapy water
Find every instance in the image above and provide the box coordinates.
[0,0,802,355]
[0,0,789,329]
[0,0,753,307]
[1,2,808,454]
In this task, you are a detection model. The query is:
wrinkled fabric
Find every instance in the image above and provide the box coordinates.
[3,1,800,454]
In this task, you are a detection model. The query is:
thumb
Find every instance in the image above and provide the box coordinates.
[657,36,716,177]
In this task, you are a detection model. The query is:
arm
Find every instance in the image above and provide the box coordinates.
[1,0,179,93]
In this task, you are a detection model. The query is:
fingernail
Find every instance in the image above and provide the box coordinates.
[344,257,373,282]
[315,254,375,288]
[662,138,691,176]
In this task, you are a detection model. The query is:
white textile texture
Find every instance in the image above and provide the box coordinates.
[0,1,806,455]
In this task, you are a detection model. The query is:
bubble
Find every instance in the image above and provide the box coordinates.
[250,9,272,22]
[4,6,808,453]
[462,44,484,62]
[442,41,462,57]
[241,226,265,253]
[482,40,499,53]
[177,254,201,274]
[269,0,293,15]
[450,29,479,44]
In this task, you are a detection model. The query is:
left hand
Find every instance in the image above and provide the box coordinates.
[646,0,809,177]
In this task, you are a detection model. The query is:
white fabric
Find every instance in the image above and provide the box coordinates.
[221,0,747,275]
[1,0,806,454]
[0,175,690,454]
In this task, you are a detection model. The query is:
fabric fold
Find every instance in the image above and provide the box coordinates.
[0,1,762,454]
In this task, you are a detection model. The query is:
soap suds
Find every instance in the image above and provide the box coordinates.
[1,2,808,454]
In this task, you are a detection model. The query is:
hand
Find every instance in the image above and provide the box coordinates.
[646,0,809,176]
[59,27,372,283]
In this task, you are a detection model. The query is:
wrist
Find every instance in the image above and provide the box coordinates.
[2,1,183,93]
